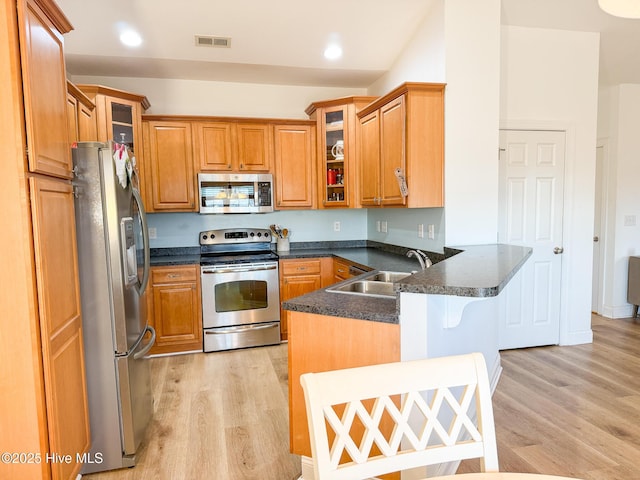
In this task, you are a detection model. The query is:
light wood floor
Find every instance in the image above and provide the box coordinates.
[84,314,640,480]
[459,314,640,479]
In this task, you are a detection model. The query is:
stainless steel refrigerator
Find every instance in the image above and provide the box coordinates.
[72,141,156,473]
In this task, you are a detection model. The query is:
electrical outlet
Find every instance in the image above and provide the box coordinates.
[428,224,435,240]
[624,215,637,227]
[418,224,424,238]
[381,221,388,233]
[148,227,157,239]
[376,221,381,232]
[334,221,341,232]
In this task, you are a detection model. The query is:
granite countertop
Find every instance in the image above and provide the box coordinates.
[149,242,532,325]
[396,244,532,297]
[282,244,532,324]
[277,246,421,273]
[150,247,200,266]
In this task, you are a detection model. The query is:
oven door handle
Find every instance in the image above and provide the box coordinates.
[202,264,277,274]
[205,323,277,335]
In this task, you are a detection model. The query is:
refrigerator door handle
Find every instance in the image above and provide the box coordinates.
[132,187,150,296]
[133,326,156,360]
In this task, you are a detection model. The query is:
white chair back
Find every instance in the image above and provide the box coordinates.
[300,352,499,480]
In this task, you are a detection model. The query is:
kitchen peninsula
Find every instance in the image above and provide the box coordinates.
[283,243,531,477]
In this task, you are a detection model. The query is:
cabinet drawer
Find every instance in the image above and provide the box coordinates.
[151,265,198,284]
[281,259,322,276]
[333,260,352,279]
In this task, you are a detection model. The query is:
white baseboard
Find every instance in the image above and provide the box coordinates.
[600,303,635,319]
[560,329,593,346]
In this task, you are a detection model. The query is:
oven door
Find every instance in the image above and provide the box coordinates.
[201,261,280,329]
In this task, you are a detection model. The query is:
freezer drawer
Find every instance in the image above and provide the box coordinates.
[116,329,155,456]
[204,321,280,352]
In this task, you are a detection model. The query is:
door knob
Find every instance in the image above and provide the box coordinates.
[593,236,599,242]
[553,247,564,254]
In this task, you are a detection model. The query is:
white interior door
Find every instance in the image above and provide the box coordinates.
[498,129,565,349]
[592,145,604,313]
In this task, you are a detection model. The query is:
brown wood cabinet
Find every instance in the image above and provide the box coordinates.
[20,0,72,179]
[66,81,97,143]
[279,259,323,341]
[147,265,203,355]
[76,84,150,199]
[29,177,91,480]
[143,120,197,211]
[357,83,445,208]
[1,1,90,479]
[333,257,361,282]
[273,122,316,209]
[194,120,273,172]
[288,311,400,458]
[306,97,376,208]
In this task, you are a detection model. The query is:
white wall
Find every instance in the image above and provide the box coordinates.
[500,25,600,345]
[368,0,501,247]
[441,0,501,246]
[597,84,640,317]
[70,74,365,118]
[367,0,445,94]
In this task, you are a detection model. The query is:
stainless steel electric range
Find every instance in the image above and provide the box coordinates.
[199,228,281,352]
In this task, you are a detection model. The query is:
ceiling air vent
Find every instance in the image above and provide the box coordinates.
[195,35,231,48]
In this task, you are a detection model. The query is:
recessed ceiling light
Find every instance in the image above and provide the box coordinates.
[324,44,343,60]
[598,0,640,18]
[120,29,142,47]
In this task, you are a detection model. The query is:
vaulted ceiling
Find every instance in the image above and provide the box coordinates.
[57,0,640,88]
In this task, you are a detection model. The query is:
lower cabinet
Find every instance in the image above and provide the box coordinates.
[147,265,203,355]
[30,176,91,480]
[279,258,334,340]
[279,259,322,342]
[333,257,360,282]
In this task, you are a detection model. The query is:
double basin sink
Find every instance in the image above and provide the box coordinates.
[327,270,411,299]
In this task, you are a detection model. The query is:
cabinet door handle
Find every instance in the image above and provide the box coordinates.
[167,273,182,278]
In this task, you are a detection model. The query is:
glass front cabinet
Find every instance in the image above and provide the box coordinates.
[306,97,376,208]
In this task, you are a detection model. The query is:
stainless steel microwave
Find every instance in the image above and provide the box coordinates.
[198,173,274,214]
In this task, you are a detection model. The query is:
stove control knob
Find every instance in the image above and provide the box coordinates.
[202,234,208,240]
[250,232,255,237]
[257,232,262,237]
[265,232,269,238]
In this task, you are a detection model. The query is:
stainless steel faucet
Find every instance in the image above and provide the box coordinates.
[406,249,432,269]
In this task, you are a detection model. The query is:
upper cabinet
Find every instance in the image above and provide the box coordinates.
[76,84,150,185]
[357,83,445,208]
[19,0,73,179]
[306,97,376,208]
[142,115,317,212]
[143,119,196,212]
[194,120,273,172]
[66,81,97,144]
[273,122,316,209]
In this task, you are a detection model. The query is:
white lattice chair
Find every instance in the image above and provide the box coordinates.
[300,352,499,480]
